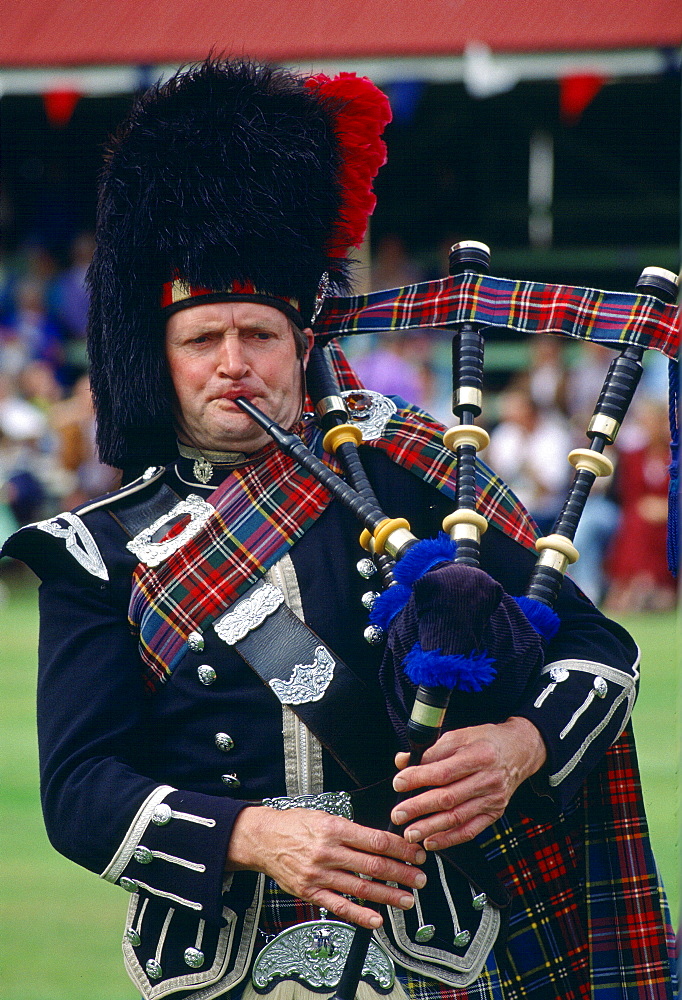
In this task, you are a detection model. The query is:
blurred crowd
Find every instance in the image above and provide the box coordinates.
[0,231,676,612]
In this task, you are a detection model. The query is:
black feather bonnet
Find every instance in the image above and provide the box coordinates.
[87,58,391,471]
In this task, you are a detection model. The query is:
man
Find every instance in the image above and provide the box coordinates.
[2,59,675,1000]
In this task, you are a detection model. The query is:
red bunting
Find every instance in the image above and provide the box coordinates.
[560,73,606,125]
[43,87,82,127]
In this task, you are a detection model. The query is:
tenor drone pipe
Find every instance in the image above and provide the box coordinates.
[526,265,679,609]
[441,242,492,568]
[335,243,495,1000]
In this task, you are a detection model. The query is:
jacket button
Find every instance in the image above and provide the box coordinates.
[152,803,172,825]
[221,773,241,789]
[120,877,138,892]
[146,958,163,979]
[126,927,141,946]
[594,676,608,698]
[187,630,205,652]
[197,665,217,685]
[215,732,235,752]
[134,846,153,864]
[184,947,205,968]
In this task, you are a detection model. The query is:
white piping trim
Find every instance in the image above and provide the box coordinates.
[101,785,176,883]
[139,849,206,873]
[195,919,206,951]
[539,654,640,690]
[129,880,203,911]
[549,687,631,786]
[435,854,460,934]
[166,809,216,827]
[135,897,149,937]
[76,467,166,515]
[155,907,175,964]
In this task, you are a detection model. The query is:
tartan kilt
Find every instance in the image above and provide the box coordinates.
[232,726,676,1000]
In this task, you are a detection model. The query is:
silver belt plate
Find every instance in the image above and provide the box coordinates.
[252,914,394,993]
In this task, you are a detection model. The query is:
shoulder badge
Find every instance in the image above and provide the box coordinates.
[34,512,109,580]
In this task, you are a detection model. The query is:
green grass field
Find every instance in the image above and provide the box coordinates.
[0,574,678,999]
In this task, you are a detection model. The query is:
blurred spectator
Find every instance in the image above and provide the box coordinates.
[0,371,49,442]
[53,231,94,341]
[370,234,424,292]
[487,378,572,534]
[528,335,569,414]
[353,332,426,403]
[18,359,64,413]
[0,372,50,527]
[603,398,676,612]
[415,358,455,427]
[0,370,77,525]
[50,374,117,506]
[0,276,64,377]
[53,231,95,377]
[566,341,612,426]
[558,342,619,602]
[570,492,621,606]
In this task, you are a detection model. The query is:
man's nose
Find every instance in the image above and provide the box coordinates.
[216,336,249,378]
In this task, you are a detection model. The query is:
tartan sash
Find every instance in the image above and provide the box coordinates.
[128,407,538,693]
[314,272,679,359]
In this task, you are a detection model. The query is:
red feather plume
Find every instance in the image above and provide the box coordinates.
[305,72,392,258]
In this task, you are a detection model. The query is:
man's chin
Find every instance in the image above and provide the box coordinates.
[196,421,272,455]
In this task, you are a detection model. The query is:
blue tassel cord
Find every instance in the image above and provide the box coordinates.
[369,583,411,628]
[512,595,560,640]
[392,533,457,586]
[370,534,457,628]
[404,643,496,693]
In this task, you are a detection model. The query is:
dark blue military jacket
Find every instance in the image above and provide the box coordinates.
[3,444,639,998]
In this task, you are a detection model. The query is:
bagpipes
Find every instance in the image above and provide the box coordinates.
[236,243,679,999]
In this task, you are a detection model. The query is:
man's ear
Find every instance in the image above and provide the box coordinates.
[301,328,315,367]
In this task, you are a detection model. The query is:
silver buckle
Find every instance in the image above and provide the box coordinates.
[252,914,394,993]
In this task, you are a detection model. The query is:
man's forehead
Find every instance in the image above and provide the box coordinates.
[166,300,293,335]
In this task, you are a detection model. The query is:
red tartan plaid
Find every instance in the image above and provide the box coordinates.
[315,273,679,359]
[234,728,675,1000]
[129,394,538,692]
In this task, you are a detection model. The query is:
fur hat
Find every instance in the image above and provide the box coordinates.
[87,58,391,472]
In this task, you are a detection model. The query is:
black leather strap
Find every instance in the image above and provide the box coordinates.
[227,582,510,908]
[231,587,398,789]
[108,483,184,538]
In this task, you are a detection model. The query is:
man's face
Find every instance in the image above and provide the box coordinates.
[165,301,313,454]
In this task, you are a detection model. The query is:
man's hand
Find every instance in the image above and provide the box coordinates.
[226,805,427,929]
[390,717,547,851]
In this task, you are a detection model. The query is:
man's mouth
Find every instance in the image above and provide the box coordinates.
[215,389,255,404]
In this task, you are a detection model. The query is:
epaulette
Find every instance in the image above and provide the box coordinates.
[1,466,169,583]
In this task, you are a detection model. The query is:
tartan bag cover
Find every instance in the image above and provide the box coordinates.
[314,272,679,360]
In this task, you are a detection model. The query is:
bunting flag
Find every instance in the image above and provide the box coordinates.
[560,72,607,125]
[43,87,81,127]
